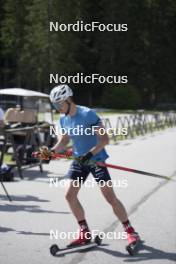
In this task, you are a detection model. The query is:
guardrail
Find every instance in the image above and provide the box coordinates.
[101,111,176,142]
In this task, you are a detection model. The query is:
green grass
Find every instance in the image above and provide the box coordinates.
[2,153,15,165]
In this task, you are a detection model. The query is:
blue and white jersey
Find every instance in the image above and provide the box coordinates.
[59,105,109,161]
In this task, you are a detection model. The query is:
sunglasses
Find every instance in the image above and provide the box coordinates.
[52,101,65,110]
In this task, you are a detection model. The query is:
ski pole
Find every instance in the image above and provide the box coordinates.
[0,181,12,202]
[33,152,172,181]
[96,162,172,181]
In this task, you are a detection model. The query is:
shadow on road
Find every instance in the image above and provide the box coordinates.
[56,242,176,263]
[123,243,176,262]
[17,230,50,236]
[0,226,15,233]
[0,194,50,202]
[0,226,50,236]
[92,242,176,263]
[0,203,70,214]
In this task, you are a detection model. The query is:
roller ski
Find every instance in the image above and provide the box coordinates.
[50,235,102,256]
[126,232,142,256]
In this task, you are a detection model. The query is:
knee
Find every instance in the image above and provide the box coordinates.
[65,191,77,203]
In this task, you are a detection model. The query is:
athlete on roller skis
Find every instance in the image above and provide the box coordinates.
[39,84,141,255]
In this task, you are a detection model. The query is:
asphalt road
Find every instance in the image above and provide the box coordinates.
[0,128,176,264]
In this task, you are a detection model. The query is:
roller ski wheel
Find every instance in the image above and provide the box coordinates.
[94,235,102,245]
[126,232,141,256]
[50,244,59,256]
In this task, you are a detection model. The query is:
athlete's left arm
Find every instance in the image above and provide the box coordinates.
[90,123,109,155]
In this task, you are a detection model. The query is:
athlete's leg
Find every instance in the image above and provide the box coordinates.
[91,164,128,222]
[100,184,140,244]
[65,180,85,221]
[100,184,128,222]
[92,164,138,239]
[66,161,91,246]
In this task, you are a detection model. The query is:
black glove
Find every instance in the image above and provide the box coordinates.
[79,152,93,165]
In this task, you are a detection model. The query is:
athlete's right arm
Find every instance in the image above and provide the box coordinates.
[51,134,70,153]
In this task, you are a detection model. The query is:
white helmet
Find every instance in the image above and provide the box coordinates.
[50,84,73,103]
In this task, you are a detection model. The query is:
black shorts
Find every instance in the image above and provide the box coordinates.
[67,160,111,183]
